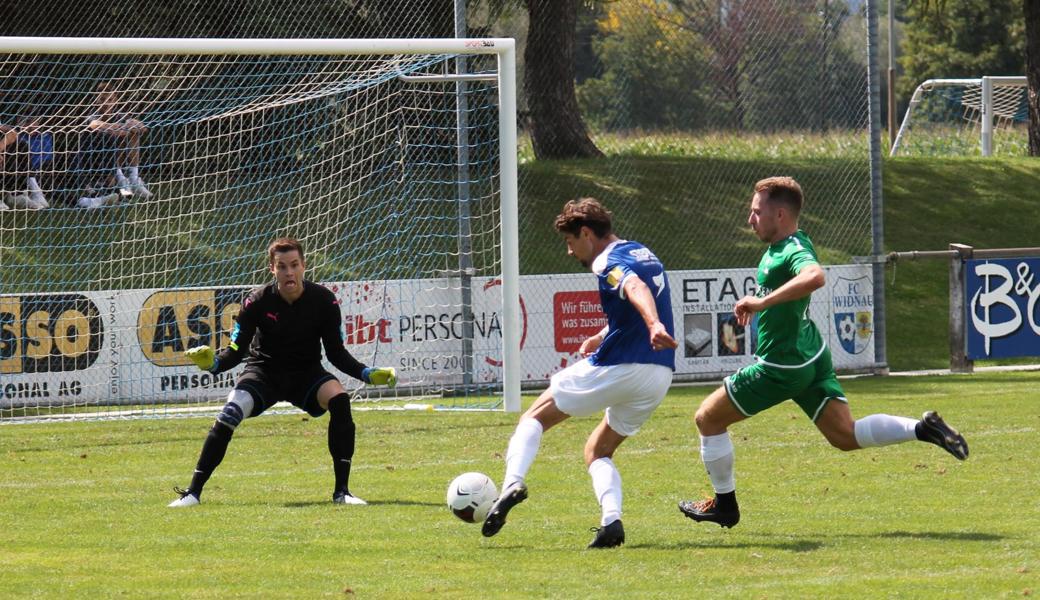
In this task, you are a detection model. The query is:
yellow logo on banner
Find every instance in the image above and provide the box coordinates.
[137,288,244,367]
[0,294,103,374]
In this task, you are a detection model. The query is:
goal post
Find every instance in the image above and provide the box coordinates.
[0,37,520,420]
[890,76,1028,157]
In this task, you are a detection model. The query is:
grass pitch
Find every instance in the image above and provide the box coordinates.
[1,372,1037,598]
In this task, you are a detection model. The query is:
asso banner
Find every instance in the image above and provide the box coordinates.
[0,265,874,407]
[965,257,1040,360]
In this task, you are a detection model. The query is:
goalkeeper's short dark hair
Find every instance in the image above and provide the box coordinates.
[755,176,803,215]
[268,237,305,265]
[554,197,613,238]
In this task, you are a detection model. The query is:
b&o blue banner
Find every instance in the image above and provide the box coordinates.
[965,257,1040,359]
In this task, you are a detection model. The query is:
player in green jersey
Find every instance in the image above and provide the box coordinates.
[678,176,969,529]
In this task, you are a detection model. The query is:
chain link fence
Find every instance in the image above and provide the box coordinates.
[2,0,872,270]
[0,0,878,417]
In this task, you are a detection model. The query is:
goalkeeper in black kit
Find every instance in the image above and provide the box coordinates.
[168,237,397,507]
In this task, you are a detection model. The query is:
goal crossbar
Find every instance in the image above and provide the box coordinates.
[0,36,515,57]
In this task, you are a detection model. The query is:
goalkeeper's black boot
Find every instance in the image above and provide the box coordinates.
[916,411,969,460]
[587,519,625,549]
[678,496,740,529]
[481,481,528,537]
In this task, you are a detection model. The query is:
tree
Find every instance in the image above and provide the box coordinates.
[899,0,1025,99]
[575,1,711,132]
[523,0,603,158]
[902,0,1036,155]
[1026,0,1040,154]
[644,0,865,131]
[466,0,604,158]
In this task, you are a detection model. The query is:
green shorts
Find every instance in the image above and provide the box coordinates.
[724,346,846,421]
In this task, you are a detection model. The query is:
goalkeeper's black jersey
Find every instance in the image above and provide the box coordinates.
[212,281,367,380]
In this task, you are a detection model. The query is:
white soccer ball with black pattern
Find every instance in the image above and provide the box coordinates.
[446,472,498,523]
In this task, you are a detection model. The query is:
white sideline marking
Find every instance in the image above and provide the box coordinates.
[0,400,493,424]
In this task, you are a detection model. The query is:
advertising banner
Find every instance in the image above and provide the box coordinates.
[965,257,1040,359]
[1,264,876,407]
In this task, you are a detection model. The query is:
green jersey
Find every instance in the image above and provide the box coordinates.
[752,229,824,366]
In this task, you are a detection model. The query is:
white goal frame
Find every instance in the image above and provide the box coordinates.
[891,76,1028,157]
[0,36,522,413]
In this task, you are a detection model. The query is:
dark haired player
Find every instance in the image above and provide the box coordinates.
[481,197,677,548]
[169,237,397,507]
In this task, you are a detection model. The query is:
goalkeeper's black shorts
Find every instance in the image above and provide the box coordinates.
[234,364,339,418]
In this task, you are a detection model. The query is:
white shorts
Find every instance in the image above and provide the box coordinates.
[550,359,673,437]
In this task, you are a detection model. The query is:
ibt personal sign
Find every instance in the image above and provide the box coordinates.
[965,258,1040,359]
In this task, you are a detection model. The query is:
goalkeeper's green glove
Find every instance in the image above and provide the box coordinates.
[185,345,217,372]
[363,367,397,388]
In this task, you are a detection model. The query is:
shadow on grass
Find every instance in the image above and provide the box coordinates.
[365,499,443,507]
[875,531,1006,542]
[629,539,824,553]
[481,543,529,551]
[630,529,1004,552]
[739,529,1006,543]
[281,499,442,508]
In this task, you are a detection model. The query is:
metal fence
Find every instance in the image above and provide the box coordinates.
[1,0,885,410]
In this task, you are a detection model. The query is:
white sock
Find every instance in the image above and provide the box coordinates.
[853,414,919,448]
[588,457,622,526]
[502,418,543,490]
[26,177,48,207]
[700,432,735,494]
[115,168,131,188]
[127,166,140,180]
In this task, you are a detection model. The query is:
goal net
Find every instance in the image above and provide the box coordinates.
[0,38,520,422]
[891,77,1029,157]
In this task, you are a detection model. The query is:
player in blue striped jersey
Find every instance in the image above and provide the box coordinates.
[482,198,677,548]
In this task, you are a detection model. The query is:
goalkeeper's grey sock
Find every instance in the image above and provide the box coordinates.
[328,393,356,494]
[189,421,234,497]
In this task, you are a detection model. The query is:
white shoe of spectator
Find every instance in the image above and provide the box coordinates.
[130,179,153,199]
[6,192,44,210]
[120,166,154,200]
[114,169,135,197]
[0,194,10,210]
[29,192,49,208]
[26,177,50,208]
[77,192,122,209]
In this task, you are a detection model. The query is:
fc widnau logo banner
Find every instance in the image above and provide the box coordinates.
[830,273,874,357]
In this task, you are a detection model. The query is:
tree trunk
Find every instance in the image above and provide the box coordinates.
[524,0,603,159]
[1026,0,1040,155]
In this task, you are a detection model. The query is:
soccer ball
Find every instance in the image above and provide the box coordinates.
[446,472,498,523]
